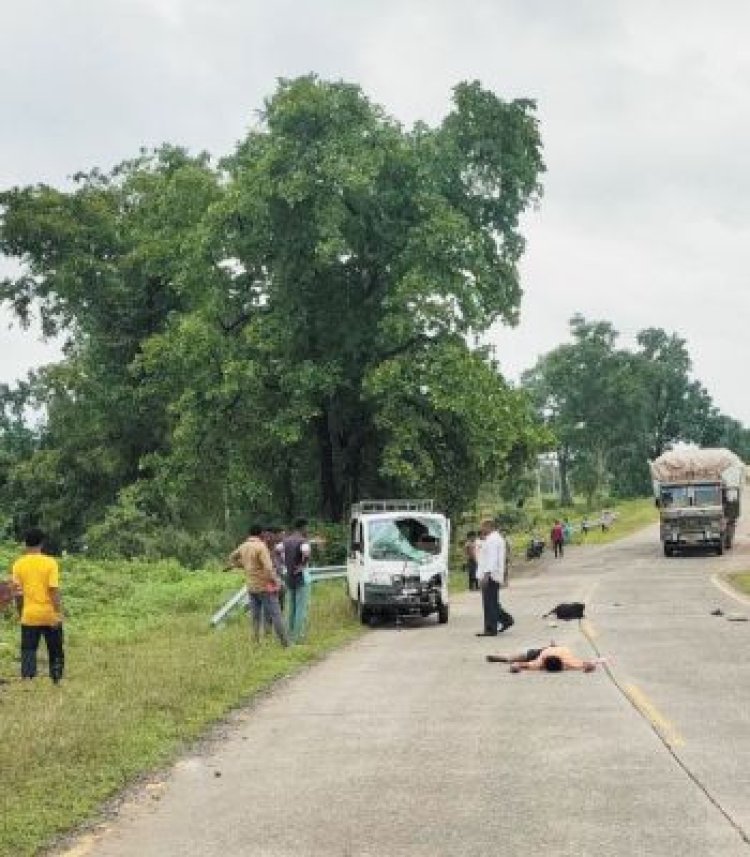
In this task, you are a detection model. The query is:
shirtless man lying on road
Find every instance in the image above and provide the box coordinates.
[486,645,598,673]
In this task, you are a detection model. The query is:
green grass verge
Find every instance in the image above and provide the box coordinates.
[0,552,359,857]
[727,573,750,597]
[566,497,658,546]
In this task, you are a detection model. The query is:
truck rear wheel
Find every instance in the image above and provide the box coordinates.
[716,541,724,556]
[663,544,673,557]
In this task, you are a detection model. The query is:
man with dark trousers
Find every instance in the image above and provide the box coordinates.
[475,519,514,636]
[229,524,289,646]
[280,519,312,643]
[12,528,65,683]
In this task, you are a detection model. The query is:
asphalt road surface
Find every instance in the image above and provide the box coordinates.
[63,521,750,857]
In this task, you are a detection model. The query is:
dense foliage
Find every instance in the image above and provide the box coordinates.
[0,77,548,553]
[522,315,750,502]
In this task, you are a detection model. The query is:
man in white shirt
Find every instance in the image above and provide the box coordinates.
[475,519,514,636]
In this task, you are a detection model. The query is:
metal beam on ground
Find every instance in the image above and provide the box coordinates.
[210,566,348,627]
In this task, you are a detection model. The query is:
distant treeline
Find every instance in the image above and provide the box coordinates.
[522,315,750,504]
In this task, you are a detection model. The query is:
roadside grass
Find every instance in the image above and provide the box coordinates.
[449,497,657,592]
[0,552,359,857]
[728,573,750,597]
[569,497,658,546]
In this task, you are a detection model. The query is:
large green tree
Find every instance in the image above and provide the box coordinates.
[202,77,546,519]
[129,77,547,523]
[0,77,547,548]
[521,315,634,504]
[0,146,222,543]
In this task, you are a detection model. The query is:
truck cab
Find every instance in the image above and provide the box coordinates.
[658,480,727,555]
[346,500,450,625]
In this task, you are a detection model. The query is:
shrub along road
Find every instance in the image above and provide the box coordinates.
[61,520,750,857]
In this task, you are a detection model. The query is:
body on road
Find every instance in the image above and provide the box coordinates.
[487,644,597,672]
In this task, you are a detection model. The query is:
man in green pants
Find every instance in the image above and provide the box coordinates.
[280,519,312,643]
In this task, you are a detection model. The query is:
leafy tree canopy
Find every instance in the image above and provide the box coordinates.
[0,77,548,550]
[523,315,750,502]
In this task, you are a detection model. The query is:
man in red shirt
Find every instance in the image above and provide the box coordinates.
[551,520,565,558]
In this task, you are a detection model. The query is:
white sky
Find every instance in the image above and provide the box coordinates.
[1,0,749,423]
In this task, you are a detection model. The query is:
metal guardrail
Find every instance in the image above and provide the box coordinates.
[211,565,348,627]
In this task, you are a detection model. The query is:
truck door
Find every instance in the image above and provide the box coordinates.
[347,518,364,601]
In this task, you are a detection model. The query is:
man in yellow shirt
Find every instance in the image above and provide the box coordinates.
[12,528,65,683]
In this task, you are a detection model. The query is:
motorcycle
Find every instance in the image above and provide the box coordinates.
[525,537,545,560]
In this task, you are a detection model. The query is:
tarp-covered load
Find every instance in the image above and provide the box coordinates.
[649,447,745,488]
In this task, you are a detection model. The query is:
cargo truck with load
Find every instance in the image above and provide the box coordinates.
[649,447,745,557]
[346,499,450,624]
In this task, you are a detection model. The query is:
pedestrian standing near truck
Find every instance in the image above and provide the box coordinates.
[229,524,289,647]
[12,528,65,683]
[281,519,312,643]
[475,519,514,636]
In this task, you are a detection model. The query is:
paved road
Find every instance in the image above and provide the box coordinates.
[64,522,750,856]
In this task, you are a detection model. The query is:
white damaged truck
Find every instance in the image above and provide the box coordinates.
[346,500,450,625]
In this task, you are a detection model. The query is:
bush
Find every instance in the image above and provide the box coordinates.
[84,485,232,569]
[308,521,347,566]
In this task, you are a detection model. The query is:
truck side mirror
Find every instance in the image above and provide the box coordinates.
[351,542,362,554]
[655,498,660,509]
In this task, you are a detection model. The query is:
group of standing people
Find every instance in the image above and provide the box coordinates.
[228,518,313,647]
[465,520,514,637]
[0,519,312,687]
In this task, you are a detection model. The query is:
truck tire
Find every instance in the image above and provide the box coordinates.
[716,540,724,556]
[357,596,371,625]
[663,543,673,558]
[437,602,450,624]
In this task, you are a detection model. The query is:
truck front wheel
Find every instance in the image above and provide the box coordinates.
[357,596,371,625]
[663,544,673,558]
[437,602,450,624]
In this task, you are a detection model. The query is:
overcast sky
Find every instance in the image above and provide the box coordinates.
[2,0,749,423]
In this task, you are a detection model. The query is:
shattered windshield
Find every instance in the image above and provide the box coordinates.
[367,517,443,563]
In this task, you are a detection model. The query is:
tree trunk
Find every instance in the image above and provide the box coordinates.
[559,448,573,506]
[280,460,295,522]
[317,407,342,521]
